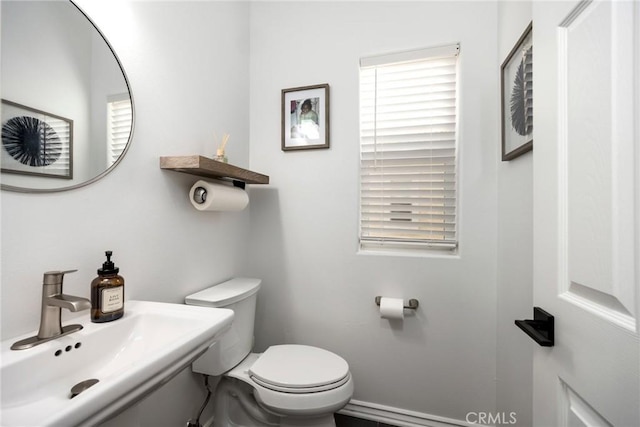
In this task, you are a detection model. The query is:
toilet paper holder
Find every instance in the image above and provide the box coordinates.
[375,296,419,310]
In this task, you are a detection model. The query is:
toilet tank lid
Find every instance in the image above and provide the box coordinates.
[185,278,261,307]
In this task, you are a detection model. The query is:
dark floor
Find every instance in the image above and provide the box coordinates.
[335,414,398,427]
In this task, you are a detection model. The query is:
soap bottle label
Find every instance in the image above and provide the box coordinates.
[101,287,124,313]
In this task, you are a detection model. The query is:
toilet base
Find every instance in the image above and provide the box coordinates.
[212,377,336,427]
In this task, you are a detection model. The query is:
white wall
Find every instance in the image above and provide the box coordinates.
[496,2,533,426]
[247,2,499,422]
[1,1,250,425]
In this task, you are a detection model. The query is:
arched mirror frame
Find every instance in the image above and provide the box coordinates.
[1,0,135,194]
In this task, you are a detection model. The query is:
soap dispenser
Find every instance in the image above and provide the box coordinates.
[91,250,124,323]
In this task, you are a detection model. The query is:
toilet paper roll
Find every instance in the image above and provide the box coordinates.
[189,180,249,212]
[379,297,404,320]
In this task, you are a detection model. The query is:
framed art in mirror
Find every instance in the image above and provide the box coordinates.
[501,22,533,161]
[1,100,73,179]
[1,0,133,193]
[281,83,330,151]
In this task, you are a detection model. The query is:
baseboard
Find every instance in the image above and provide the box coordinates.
[338,400,472,427]
[204,399,471,427]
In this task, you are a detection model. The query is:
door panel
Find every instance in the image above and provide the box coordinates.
[532,0,640,426]
[560,381,613,427]
[560,0,637,330]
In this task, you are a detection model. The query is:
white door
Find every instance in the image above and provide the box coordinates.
[532,0,640,426]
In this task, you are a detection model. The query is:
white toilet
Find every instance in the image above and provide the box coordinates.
[185,278,354,427]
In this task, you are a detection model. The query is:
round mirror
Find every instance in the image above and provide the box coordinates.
[1,0,134,193]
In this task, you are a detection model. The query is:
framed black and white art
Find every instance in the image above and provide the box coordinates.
[501,22,533,161]
[1,99,73,178]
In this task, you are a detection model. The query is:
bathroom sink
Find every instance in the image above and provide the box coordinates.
[0,300,233,427]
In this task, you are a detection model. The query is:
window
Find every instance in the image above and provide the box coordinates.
[359,44,459,252]
[107,94,133,168]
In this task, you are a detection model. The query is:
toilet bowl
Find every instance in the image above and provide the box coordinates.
[185,278,354,427]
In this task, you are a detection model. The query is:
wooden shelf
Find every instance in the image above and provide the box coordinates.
[160,155,269,185]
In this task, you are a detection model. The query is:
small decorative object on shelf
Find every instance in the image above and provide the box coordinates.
[214,152,228,163]
[213,133,229,163]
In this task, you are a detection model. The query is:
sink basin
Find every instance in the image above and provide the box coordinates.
[1,300,233,427]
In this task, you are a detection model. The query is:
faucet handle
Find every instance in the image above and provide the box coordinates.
[43,269,78,285]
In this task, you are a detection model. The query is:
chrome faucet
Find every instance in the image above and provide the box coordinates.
[11,270,91,350]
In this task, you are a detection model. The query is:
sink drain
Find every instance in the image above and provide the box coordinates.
[70,379,99,399]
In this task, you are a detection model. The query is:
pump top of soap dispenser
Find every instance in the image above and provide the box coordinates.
[98,251,120,275]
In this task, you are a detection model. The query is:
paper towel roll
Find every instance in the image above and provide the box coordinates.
[379,297,404,320]
[189,180,249,212]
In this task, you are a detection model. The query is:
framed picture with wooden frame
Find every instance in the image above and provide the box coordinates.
[281,83,330,151]
[501,22,533,161]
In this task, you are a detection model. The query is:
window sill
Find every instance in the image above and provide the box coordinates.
[357,246,459,259]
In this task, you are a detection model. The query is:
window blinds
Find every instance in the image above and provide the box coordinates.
[359,44,459,250]
[107,96,132,167]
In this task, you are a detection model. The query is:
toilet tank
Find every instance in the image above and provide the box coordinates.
[185,278,261,376]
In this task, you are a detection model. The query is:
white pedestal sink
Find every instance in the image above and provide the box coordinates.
[1,300,233,427]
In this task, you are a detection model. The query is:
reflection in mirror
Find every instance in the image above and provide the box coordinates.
[1,0,133,193]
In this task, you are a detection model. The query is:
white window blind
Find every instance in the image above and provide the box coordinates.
[359,44,459,251]
[107,94,132,168]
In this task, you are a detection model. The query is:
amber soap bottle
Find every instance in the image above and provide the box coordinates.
[91,250,124,323]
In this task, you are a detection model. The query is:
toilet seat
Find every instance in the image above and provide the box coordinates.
[249,345,350,393]
[226,345,354,417]
[251,374,351,394]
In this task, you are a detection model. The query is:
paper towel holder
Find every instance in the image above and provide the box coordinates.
[193,186,207,204]
[375,296,419,310]
[192,180,246,205]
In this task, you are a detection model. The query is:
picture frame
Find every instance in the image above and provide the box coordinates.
[501,22,533,161]
[1,99,73,179]
[281,83,330,151]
